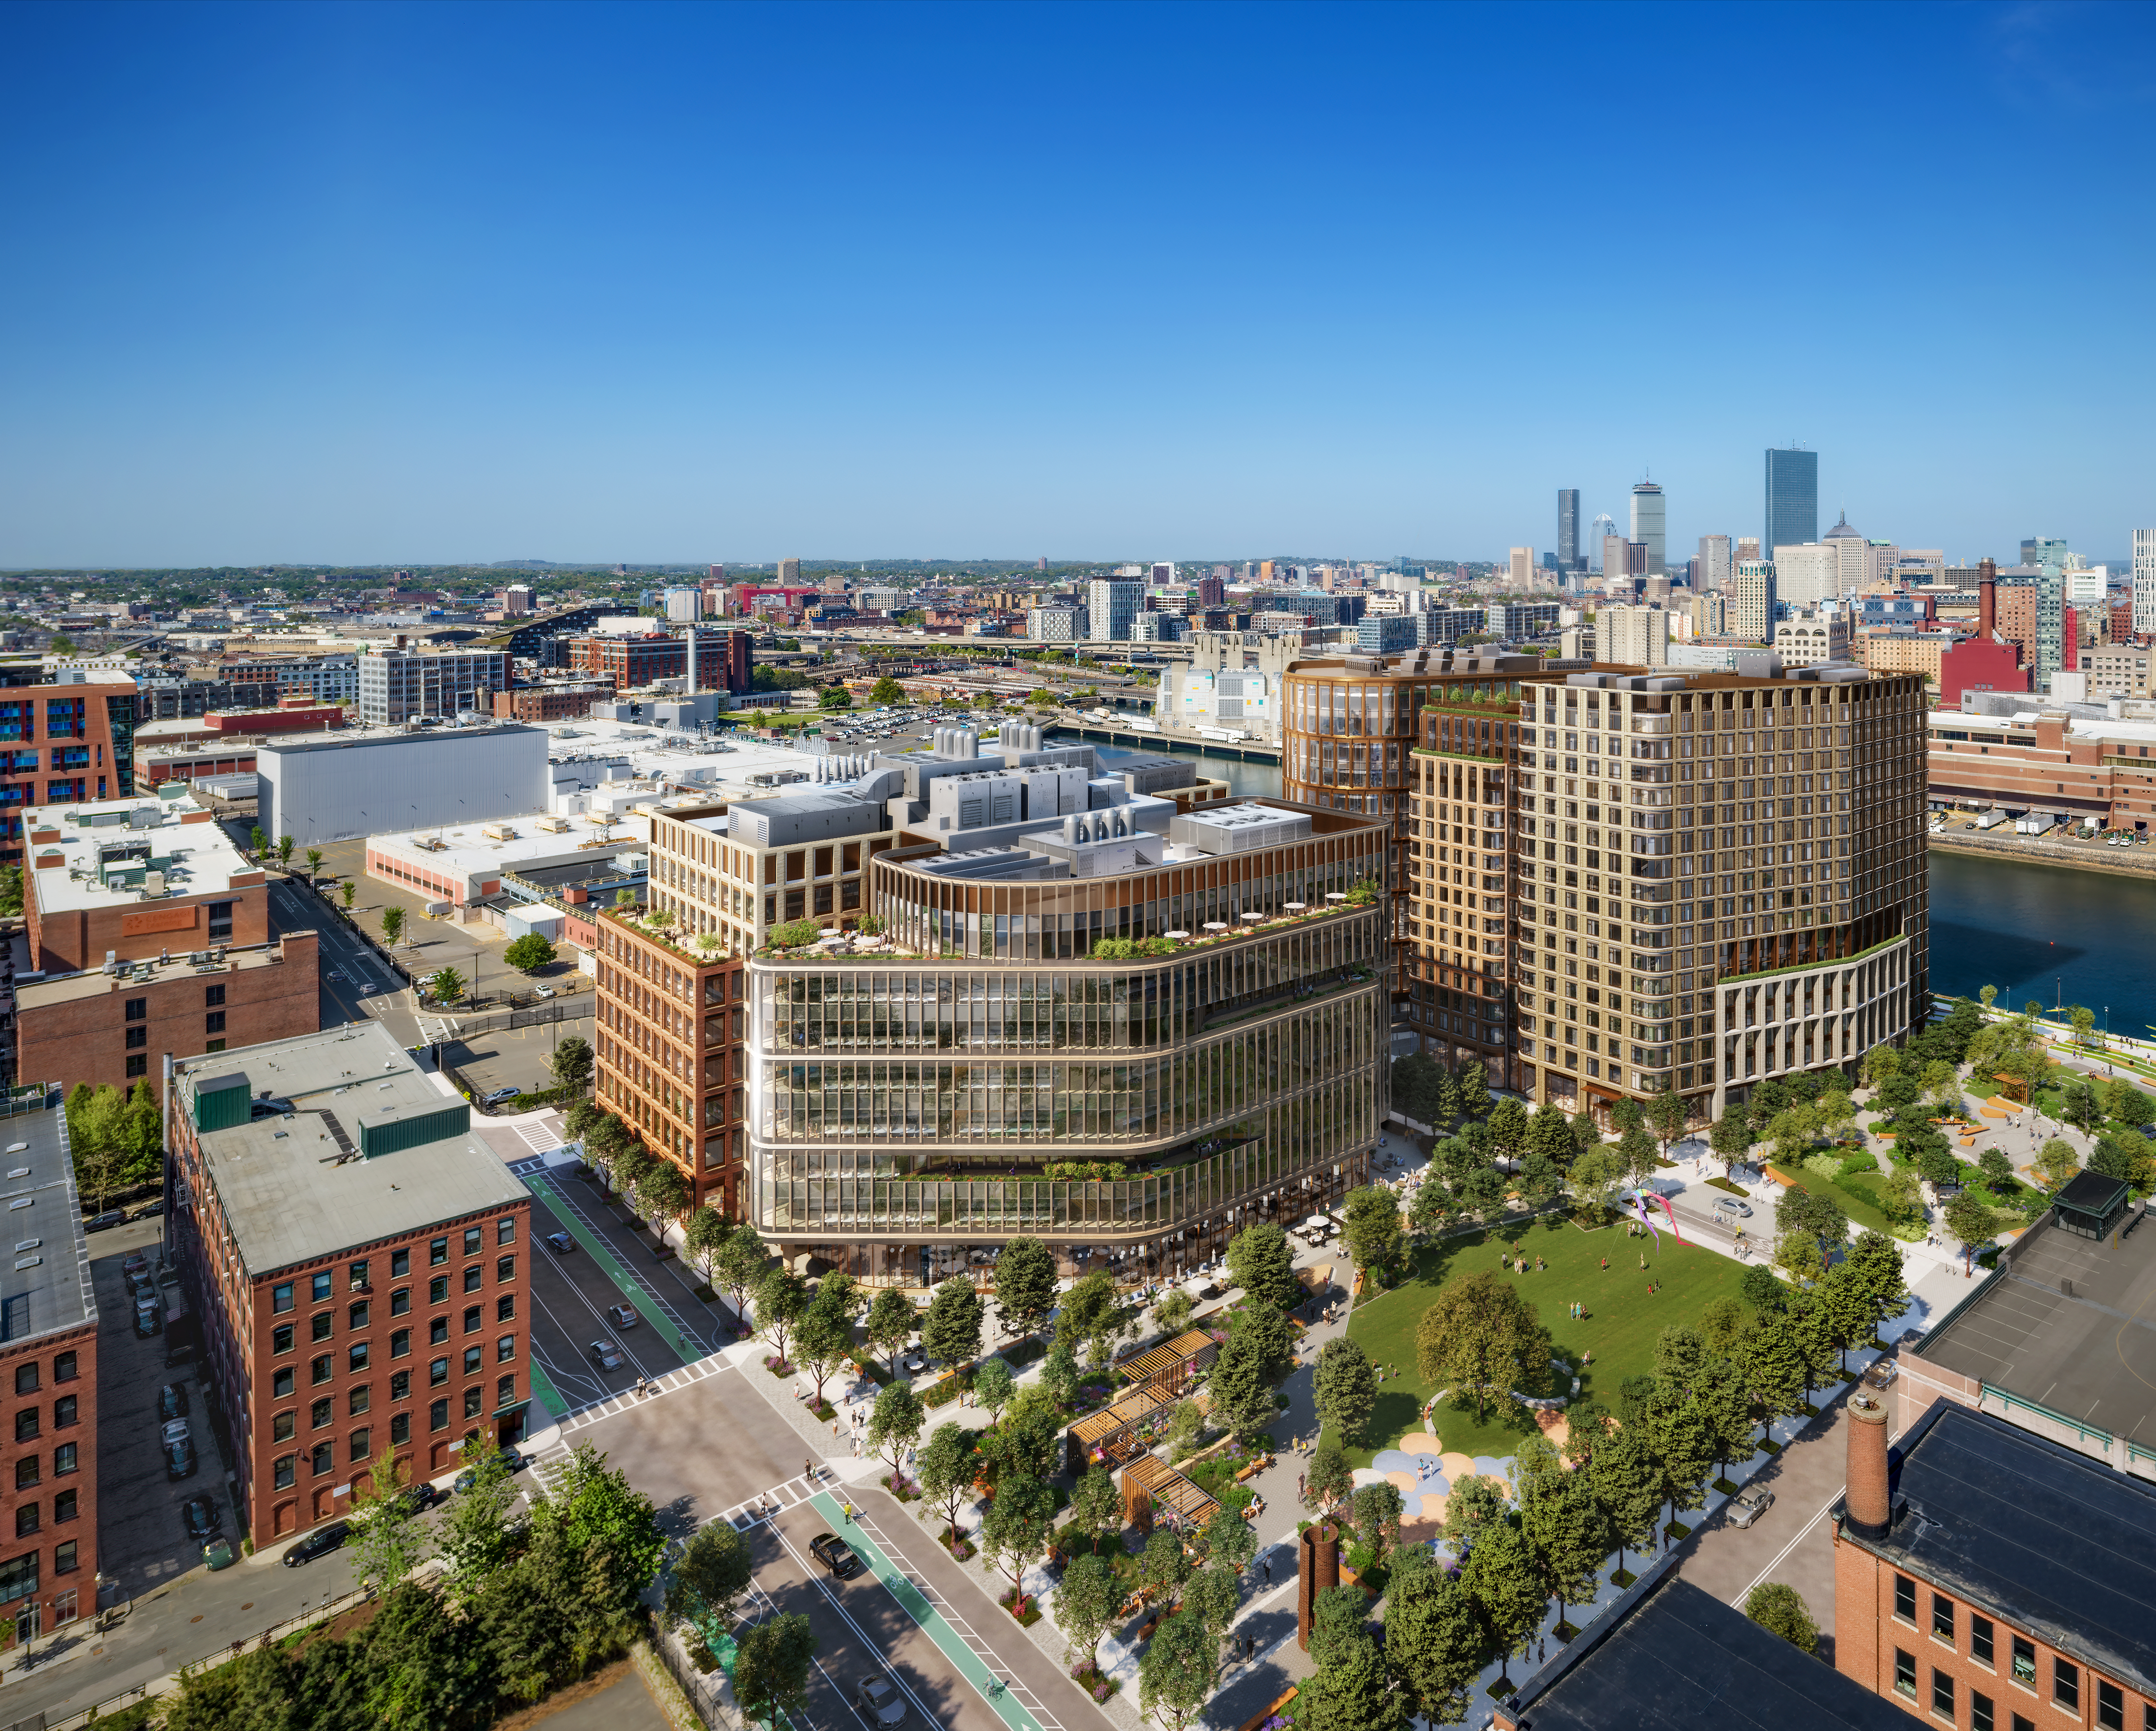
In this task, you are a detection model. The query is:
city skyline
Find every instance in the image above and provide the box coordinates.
[3,2,2153,567]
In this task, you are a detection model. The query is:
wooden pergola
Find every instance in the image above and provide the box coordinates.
[1118,1329,1219,1399]
[1121,1453,1220,1536]
[1064,1386,1172,1476]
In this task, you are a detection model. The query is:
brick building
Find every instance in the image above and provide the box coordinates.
[168,1023,532,1542]
[565,629,753,695]
[0,1099,99,1648]
[490,681,614,722]
[1835,1397,2156,1731]
[1936,638,2030,709]
[592,905,748,1217]
[1928,707,2156,830]
[0,669,138,863]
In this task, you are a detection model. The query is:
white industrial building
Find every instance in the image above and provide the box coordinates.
[256,724,551,845]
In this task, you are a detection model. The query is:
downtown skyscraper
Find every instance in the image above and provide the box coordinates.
[1765,447,1819,556]
[1556,489,1582,572]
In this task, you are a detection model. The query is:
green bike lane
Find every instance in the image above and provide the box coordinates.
[520,1167,714,1364]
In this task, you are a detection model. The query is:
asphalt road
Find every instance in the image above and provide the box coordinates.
[525,1186,693,1413]
[266,877,418,1044]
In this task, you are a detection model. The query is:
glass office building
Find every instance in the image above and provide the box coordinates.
[1765,448,1819,558]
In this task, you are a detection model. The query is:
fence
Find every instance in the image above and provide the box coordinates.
[1981,1382,2112,1450]
[429,997,592,1041]
[648,1625,735,1731]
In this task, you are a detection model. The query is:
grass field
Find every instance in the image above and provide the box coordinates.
[1335,1212,1754,1463]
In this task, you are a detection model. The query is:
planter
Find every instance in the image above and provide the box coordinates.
[1000,1588,1042,1627]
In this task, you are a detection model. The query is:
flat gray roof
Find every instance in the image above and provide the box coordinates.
[0,1099,99,1348]
[255,723,541,756]
[1918,1213,2156,1449]
[181,1023,526,1278]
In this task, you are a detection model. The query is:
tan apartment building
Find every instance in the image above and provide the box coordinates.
[1514,665,1928,1124]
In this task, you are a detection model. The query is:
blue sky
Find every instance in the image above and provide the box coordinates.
[3,1,2154,569]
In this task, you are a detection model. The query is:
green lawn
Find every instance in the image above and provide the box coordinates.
[1336,1214,1753,1463]
[1802,1174,1897,1237]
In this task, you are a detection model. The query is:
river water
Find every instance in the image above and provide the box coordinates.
[1098,744,2156,1037]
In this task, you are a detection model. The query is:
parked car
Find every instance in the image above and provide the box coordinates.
[130,1200,165,1221]
[1711,1198,1754,1221]
[160,1418,192,1447]
[165,1438,197,1480]
[856,1677,906,1728]
[1861,1359,1900,1391]
[809,1532,863,1579]
[1729,1486,1775,1529]
[392,1482,441,1518]
[591,1339,624,1371]
[282,1520,350,1566]
[181,1494,222,1539]
[203,1537,237,1571]
[134,1296,164,1338]
[157,1383,190,1420]
[545,1231,574,1254]
[83,1210,126,1233]
[123,1253,151,1281]
[482,1086,521,1106]
[453,1446,528,1494]
[607,1304,639,1330]
[534,986,557,999]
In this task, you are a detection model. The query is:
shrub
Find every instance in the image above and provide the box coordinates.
[769,919,823,948]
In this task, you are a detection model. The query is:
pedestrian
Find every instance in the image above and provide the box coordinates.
[1299,1472,1307,1495]
[805,1457,815,1482]
[1538,1637,1547,1664]
[1600,1255,1607,1271]
[844,1499,854,1523]
[1262,1558,1272,1586]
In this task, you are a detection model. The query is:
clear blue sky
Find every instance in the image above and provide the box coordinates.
[4,1,2153,569]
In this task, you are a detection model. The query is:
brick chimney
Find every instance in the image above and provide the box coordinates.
[1298,1521,1340,1650]
[1846,1389,1892,1540]
[1978,558,1997,641]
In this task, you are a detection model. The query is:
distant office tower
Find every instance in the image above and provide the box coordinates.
[1195,575,1226,606]
[1602,534,1628,584]
[2022,537,2068,572]
[1627,542,1650,578]
[663,587,704,622]
[1773,543,1839,608]
[1630,481,1666,575]
[1508,547,1535,587]
[1557,490,1581,571]
[1699,535,1733,592]
[1087,578,1144,641]
[2037,562,2065,690]
[1596,603,1668,666]
[1736,537,1761,562]
[1732,560,1778,642]
[778,557,801,584]
[1150,563,1177,583]
[1588,514,1617,568]
[708,564,726,583]
[2134,529,2156,635]
[1764,448,1818,559]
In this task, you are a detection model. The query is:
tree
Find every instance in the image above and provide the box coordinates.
[304,846,324,883]
[1385,1546,1486,1727]
[1525,1101,1577,1171]
[917,1422,980,1545]
[1340,1184,1402,1275]
[1138,1524,1193,1602]
[1041,1340,1081,1407]
[347,1446,429,1590]
[666,1521,755,1659]
[1299,1618,1405,1731]
[1138,1611,1216,1731]
[920,1276,983,1370]
[504,933,556,973]
[435,1442,523,1598]
[359,1579,494,1730]
[1813,1263,1873,1374]
[1313,1337,1378,1444]
[2070,1004,2098,1047]
[426,966,468,1007]
[682,1206,730,1290]
[1351,1480,1404,1565]
[1305,1439,1354,1511]
[1205,1329,1279,1441]
[1694,1354,1757,1479]
[734,1612,817,1731]
[69,1085,127,1212]
[794,1292,857,1410]
[1414,1270,1551,1424]
[379,905,405,946]
[1458,1518,1544,1688]
[1153,1288,1195,1335]
[119,1081,162,1187]
[1455,1061,1492,1119]
[1439,1472,1504,1552]
[531,1441,666,1619]
[865,1286,917,1380]
[1201,1501,1257,1579]
[1486,1096,1532,1163]
[1943,1191,1999,1262]
[1516,1148,1563,1207]
[1786,1290,1841,1393]
[1647,1397,1715,1529]
[1610,1096,1646,1136]
[1739,1262,1787,1315]
[1646,1086,1689,1160]
[1055,1551,1121,1670]
[979,1470,1056,1604]
[1181,1563,1242,1661]
[635,1161,690,1234]
[992,1236,1056,1339]
[1738,1312,1808,1445]
[868,1382,924,1475]
[1587,1423,1660,1575]
[341,878,357,912]
[1520,1466,1610,1626]
[1709,1109,1754,1175]
[817,685,853,710]
[548,1034,594,1096]
[0,866,20,920]
[712,1223,769,1327]
[1618,1125,1659,1189]
[1845,1229,1909,1342]
[1055,1268,1121,1366]
[2038,1137,2080,1191]
[1066,1463,1123,1553]
[1699,1295,1747,1358]
[1390,1053,1447,1125]
[277,835,297,870]
[249,823,268,857]
[869,675,906,704]
[1164,1397,1205,1463]
[1744,1582,1820,1654]
[755,1266,809,1363]
[1567,1142,1624,1221]
[973,1355,1015,1422]
[1225,1221,1297,1311]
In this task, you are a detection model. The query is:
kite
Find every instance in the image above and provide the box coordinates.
[1617,1189,1683,1250]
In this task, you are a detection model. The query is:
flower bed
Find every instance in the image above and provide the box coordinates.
[1000,1587,1043,1627]
[808,1398,837,1423]
[920,1371,970,1409]
[763,1355,795,1378]
[883,1472,922,1503]
[1069,1662,1121,1703]
[941,1532,976,1562]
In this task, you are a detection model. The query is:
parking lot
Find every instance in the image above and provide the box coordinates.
[90,1218,236,1596]
[447,1014,596,1105]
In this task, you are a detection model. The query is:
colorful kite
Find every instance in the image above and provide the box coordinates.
[1618,1189,1683,1250]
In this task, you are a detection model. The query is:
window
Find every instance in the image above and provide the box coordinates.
[463,1346,482,1376]
[273,1282,295,1313]
[2098,1679,2124,1731]
[15,1410,37,1443]
[463,1385,483,1419]
[15,1505,38,1538]
[2013,1716,2035,1731]
[273,1323,294,1354]
[205,983,226,1007]
[205,1039,225,1053]
[54,1489,76,1523]
[390,1288,410,1316]
[273,1367,295,1398]
[496,1255,516,1284]
[1973,1616,1995,1666]
[463,1265,482,1295]
[312,1312,333,1342]
[54,1395,75,1429]
[0,1552,38,1606]
[14,1363,36,1397]
[390,1370,410,1401]
[429,1399,448,1432]
[349,1429,371,1463]
[348,1385,370,1416]
[349,1260,368,1290]
[463,1305,481,1335]
[2014,1636,2037,1686]
[430,1237,448,1266]
[1895,1575,1917,1623]
[15,1458,36,1490]
[497,1334,516,1363]
[125,997,146,1022]
[390,1412,410,1445]
[497,1217,516,1246]
[125,1053,147,1078]
[463,1227,482,1257]
[275,1454,296,1489]
[205,1012,225,1035]
[430,1357,448,1387]
[430,1317,448,1346]
[273,1411,295,1442]
[1896,1650,1918,1698]
[496,1374,515,1407]
[390,1328,411,1359]
[1935,1670,1955,1720]
[2056,1661,2079,1712]
[54,1540,76,1576]
[1933,1594,1956,1644]
[311,1442,333,1476]
[311,1397,333,1430]
[429,1275,448,1305]
[1972,1689,1994,1731]
[208,900,233,940]
[348,1343,369,1372]
[496,1293,516,1324]
[311,1354,333,1385]
[54,1353,75,1384]
[53,1442,75,1476]
[391,1247,410,1277]
[348,1301,370,1330]
[125,1026,147,1050]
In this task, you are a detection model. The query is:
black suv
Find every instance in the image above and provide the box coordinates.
[283,1521,350,1567]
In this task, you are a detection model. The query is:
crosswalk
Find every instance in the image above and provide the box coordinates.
[717,1468,839,1530]
[513,1116,564,1154]
[544,1347,734,1433]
